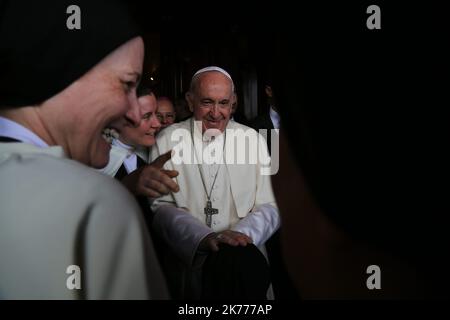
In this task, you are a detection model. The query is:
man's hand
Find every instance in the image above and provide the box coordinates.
[199,230,253,252]
[121,150,180,198]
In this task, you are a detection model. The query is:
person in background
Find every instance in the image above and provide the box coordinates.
[251,71,280,153]
[100,87,179,222]
[156,96,176,131]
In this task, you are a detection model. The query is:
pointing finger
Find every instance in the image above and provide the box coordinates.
[161,169,179,178]
[152,150,172,169]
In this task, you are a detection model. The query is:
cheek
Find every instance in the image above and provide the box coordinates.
[139,125,149,136]
[142,120,153,131]
[105,88,129,118]
[120,127,136,142]
[134,123,150,141]
[221,109,231,120]
[194,109,208,120]
[96,80,128,115]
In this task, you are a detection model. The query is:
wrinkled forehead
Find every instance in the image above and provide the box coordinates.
[192,71,234,97]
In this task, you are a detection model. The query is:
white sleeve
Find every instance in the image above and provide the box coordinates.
[231,203,280,247]
[152,204,214,266]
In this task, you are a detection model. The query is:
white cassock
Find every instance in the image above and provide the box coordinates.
[0,117,168,299]
[149,117,280,276]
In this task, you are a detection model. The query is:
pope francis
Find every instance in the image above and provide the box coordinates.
[150,66,280,299]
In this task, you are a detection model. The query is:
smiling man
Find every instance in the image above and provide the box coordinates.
[149,66,280,299]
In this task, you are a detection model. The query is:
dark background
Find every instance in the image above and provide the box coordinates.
[127,1,447,123]
[129,0,288,123]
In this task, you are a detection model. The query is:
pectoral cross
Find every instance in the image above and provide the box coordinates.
[204,200,218,227]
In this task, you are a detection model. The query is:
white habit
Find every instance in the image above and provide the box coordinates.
[0,117,168,299]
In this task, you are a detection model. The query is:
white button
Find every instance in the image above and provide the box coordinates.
[213,197,218,201]
[213,185,218,189]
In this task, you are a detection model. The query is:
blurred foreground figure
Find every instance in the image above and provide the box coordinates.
[0,0,168,299]
[271,3,450,298]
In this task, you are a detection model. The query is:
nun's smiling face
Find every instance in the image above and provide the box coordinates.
[41,37,144,168]
[119,93,161,147]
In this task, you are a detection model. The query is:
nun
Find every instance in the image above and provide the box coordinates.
[0,0,168,299]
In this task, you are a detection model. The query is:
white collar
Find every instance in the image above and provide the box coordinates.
[269,107,281,129]
[112,138,135,157]
[0,116,49,147]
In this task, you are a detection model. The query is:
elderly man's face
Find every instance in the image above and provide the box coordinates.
[44,37,144,168]
[120,94,161,147]
[156,98,176,130]
[187,71,234,133]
